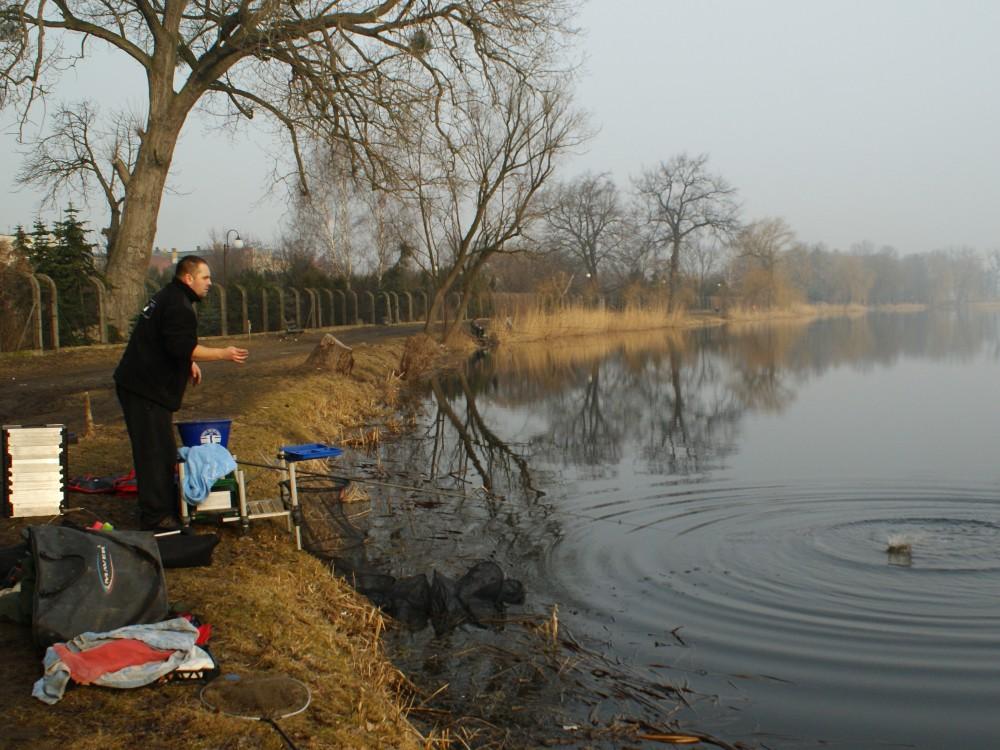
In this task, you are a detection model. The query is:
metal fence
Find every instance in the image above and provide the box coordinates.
[0,272,511,353]
[0,269,633,354]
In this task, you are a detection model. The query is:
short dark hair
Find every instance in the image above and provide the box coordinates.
[175,255,208,279]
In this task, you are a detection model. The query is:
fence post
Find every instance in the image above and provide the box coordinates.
[34,273,60,352]
[402,291,413,322]
[88,276,108,344]
[234,284,249,334]
[378,291,391,324]
[322,289,334,327]
[304,288,318,328]
[22,272,42,351]
[332,289,346,326]
[347,289,358,325]
[289,287,301,329]
[364,291,375,324]
[273,286,286,328]
[416,290,428,323]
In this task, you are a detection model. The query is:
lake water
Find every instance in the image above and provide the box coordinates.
[363,311,1000,748]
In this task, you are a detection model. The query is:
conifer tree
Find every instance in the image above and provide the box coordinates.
[27,207,101,345]
[11,226,31,259]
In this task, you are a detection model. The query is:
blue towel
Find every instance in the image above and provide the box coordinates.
[178,444,237,504]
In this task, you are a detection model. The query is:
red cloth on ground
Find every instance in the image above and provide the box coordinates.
[195,623,212,646]
[179,612,212,645]
[52,640,173,684]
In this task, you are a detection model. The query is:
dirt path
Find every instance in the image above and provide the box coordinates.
[0,323,424,433]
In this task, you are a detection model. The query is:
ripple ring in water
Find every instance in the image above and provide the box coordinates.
[544,480,1000,747]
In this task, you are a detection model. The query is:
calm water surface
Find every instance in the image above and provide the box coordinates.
[368,311,1000,748]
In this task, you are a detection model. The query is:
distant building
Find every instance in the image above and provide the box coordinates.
[144,244,281,279]
[149,247,180,274]
[243,246,282,274]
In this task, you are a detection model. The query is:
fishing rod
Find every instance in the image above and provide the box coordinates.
[234,458,483,500]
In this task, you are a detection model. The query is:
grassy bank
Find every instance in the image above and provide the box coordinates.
[1,337,441,750]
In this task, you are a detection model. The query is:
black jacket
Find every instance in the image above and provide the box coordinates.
[114,279,199,411]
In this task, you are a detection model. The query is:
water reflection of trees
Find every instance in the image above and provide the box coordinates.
[427,374,544,499]
[613,340,744,476]
[527,362,625,472]
[361,382,560,582]
[437,310,1000,479]
[458,335,751,478]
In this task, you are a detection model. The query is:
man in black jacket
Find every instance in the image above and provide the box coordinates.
[114,255,248,531]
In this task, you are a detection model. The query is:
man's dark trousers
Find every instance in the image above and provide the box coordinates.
[116,385,177,526]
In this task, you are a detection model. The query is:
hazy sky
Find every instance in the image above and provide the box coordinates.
[2,0,998,255]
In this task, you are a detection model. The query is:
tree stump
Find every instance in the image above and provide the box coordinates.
[303,334,354,375]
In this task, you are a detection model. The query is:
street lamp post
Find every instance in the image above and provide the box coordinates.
[223,229,243,286]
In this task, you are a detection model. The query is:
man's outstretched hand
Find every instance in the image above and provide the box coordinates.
[226,346,249,364]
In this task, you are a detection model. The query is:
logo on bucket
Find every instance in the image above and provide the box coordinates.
[200,428,223,444]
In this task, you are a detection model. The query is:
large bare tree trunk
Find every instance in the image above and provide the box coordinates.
[442,294,472,341]
[103,131,178,335]
[103,54,190,337]
[424,285,449,338]
[424,259,466,340]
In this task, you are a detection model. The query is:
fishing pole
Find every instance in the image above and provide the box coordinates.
[234,458,483,500]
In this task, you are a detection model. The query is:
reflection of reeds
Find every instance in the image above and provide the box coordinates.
[724,302,869,321]
[491,327,687,383]
[343,425,383,449]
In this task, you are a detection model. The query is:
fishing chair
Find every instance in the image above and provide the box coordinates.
[180,443,342,550]
[177,455,249,530]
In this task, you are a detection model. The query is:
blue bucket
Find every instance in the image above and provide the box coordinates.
[176,419,232,448]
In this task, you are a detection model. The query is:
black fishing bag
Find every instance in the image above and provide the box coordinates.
[156,531,220,569]
[27,526,169,647]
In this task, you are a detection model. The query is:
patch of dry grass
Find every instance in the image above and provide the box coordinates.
[0,339,432,750]
[4,530,422,750]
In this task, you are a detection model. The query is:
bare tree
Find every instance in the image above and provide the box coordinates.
[290,141,365,282]
[733,218,795,307]
[358,189,395,286]
[945,246,987,305]
[1,0,576,335]
[732,217,796,308]
[680,239,724,307]
[607,203,656,284]
[393,67,586,340]
[541,172,623,284]
[634,153,740,312]
[16,101,137,253]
